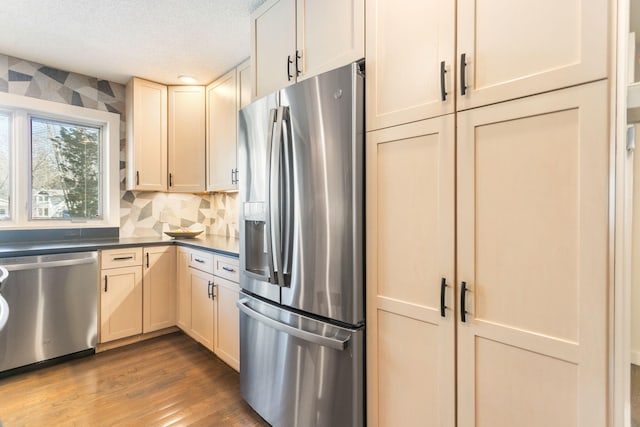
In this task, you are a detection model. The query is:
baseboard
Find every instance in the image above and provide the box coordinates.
[96,326,180,353]
[631,350,640,366]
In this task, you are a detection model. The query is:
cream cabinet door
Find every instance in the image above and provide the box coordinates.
[213,276,240,371]
[366,114,455,427]
[366,0,454,131]
[456,0,607,110]
[142,246,176,333]
[456,81,608,427]
[168,86,206,192]
[176,248,191,332]
[296,0,364,81]
[238,59,252,109]
[126,77,167,191]
[251,0,296,99]
[206,69,238,192]
[190,267,214,351]
[100,266,143,343]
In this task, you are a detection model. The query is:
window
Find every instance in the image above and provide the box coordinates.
[0,112,9,221]
[0,91,120,229]
[31,118,102,220]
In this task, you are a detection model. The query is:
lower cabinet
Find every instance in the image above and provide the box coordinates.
[176,247,240,371]
[143,246,176,333]
[100,248,143,343]
[100,245,176,344]
[176,247,191,331]
[100,245,240,368]
[189,266,215,351]
[212,255,240,371]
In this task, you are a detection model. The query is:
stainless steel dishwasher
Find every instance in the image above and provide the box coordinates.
[0,251,98,374]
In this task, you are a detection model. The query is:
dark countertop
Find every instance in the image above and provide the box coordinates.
[0,234,239,258]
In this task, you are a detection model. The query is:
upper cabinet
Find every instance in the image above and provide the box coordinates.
[296,0,365,82]
[237,59,252,110]
[456,0,607,111]
[168,86,206,193]
[126,78,168,191]
[252,0,296,98]
[206,59,251,193]
[366,0,608,131]
[126,78,205,192]
[251,0,364,99]
[206,69,238,192]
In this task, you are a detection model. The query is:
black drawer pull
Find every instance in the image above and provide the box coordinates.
[460,281,468,323]
[287,55,293,81]
[295,50,302,76]
[194,258,205,263]
[460,53,468,96]
[113,256,133,261]
[440,61,447,101]
[440,277,447,317]
[222,266,235,272]
[104,275,108,292]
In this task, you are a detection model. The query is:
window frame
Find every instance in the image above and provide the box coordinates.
[0,109,12,222]
[0,92,120,229]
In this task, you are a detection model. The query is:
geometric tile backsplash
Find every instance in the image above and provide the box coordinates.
[0,53,239,238]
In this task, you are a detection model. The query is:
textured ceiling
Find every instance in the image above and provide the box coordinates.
[0,0,266,85]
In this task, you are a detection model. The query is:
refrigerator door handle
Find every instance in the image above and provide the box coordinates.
[264,107,278,284]
[281,106,294,279]
[237,298,351,351]
[270,106,286,287]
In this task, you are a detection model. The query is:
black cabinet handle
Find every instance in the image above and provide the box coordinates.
[440,277,447,317]
[207,281,212,298]
[169,173,173,187]
[146,252,149,268]
[212,283,216,300]
[104,275,108,292]
[136,171,140,186]
[295,50,302,76]
[460,53,468,96]
[440,61,447,101]
[222,266,235,273]
[194,258,205,263]
[460,281,468,322]
[287,55,293,81]
[113,256,133,261]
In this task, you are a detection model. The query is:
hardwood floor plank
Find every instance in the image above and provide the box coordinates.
[0,332,269,427]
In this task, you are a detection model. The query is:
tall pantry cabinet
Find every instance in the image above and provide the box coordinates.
[365,0,610,426]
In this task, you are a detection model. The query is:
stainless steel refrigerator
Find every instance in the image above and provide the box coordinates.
[237,61,364,427]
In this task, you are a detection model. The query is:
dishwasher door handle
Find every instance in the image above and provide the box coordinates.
[3,256,96,272]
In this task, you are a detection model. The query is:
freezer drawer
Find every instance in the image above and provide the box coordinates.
[238,294,364,427]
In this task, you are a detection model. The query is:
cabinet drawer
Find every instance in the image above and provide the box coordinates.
[101,248,143,269]
[213,255,239,283]
[188,250,214,273]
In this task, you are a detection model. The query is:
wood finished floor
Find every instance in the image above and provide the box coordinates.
[0,332,269,426]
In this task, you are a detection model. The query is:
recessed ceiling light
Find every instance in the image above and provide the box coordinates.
[178,75,198,84]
